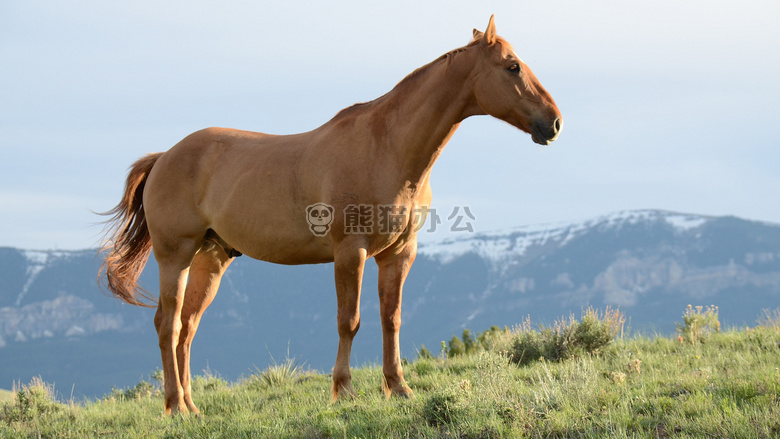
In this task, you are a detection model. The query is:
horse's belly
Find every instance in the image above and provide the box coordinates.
[212,219,335,266]
[243,240,335,265]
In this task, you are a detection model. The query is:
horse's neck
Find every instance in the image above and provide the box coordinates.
[372,52,477,188]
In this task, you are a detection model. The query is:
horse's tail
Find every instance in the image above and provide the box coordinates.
[98,153,164,307]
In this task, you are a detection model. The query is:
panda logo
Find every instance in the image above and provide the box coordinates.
[306,203,334,236]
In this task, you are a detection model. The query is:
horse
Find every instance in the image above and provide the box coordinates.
[99,15,562,415]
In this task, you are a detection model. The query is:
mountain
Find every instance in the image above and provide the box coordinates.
[2,209,779,399]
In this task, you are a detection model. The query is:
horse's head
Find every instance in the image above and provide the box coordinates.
[469,16,562,146]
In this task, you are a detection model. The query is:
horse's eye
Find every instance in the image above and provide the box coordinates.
[507,63,520,75]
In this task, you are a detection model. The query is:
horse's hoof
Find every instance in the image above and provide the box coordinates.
[331,382,358,402]
[382,377,415,399]
[393,386,415,399]
[165,398,190,416]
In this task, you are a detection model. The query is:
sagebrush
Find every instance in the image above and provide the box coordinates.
[509,306,625,366]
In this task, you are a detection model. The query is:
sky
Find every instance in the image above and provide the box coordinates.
[1,0,779,250]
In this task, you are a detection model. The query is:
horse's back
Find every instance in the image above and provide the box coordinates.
[170,127,281,156]
[152,126,293,181]
[142,126,332,262]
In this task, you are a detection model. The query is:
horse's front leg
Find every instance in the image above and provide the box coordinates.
[375,238,416,398]
[331,242,367,400]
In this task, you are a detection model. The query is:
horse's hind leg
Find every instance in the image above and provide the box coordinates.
[177,242,233,414]
[153,238,200,415]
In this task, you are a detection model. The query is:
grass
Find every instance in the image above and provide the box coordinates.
[0,389,13,403]
[3,307,780,438]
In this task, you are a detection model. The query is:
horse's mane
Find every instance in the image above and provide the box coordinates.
[330,39,488,122]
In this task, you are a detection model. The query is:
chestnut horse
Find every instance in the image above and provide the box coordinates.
[100,16,561,415]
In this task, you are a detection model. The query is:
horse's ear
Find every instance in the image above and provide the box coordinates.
[484,14,497,45]
[472,28,484,41]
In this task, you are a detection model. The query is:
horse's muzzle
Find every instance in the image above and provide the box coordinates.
[532,117,562,146]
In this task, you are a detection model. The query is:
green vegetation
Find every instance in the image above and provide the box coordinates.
[509,306,625,366]
[3,306,780,438]
[0,389,13,403]
[677,304,721,346]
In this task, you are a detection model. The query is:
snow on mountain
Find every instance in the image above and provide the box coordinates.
[417,209,780,330]
[17,250,77,306]
[418,209,711,264]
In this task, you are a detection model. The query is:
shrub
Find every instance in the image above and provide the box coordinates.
[106,369,163,401]
[417,345,434,359]
[676,304,720,345]
[422,388,465,426]
[447,334,467,357]
[574,306,625,351]
[511,321,551,366]
[510,307,625,366]
[477,326,511,352]
[1,377,60,424]
[445,326,509,358]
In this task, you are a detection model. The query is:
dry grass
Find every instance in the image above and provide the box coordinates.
[0,389,13,403]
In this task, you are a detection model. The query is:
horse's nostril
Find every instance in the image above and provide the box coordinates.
[553,117,562,134]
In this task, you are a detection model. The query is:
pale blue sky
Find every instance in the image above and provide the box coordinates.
[2,1,779,249]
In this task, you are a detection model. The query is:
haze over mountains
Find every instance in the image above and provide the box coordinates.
[2,209,779,399]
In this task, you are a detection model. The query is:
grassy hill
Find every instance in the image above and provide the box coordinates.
[0,389,12,403]
[3,308,780,438]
